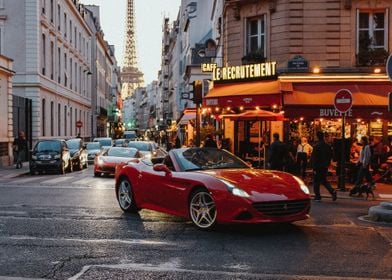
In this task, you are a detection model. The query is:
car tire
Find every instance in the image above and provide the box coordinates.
[30,169,35,176]
[94,172,100,177]
[117,177,139,213]
[189,189,217,230]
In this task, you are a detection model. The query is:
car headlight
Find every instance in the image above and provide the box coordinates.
[219,178,250,198]
[31,155,37,160]
[97,157,104,165]
[294,176,310,195]
[53,154,61,159]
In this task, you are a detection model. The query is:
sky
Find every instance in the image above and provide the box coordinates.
[80,0,181,84]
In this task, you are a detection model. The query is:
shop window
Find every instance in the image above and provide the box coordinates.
[370,121,383,137]
[42,99,46,136]
[356,9,389,66]
[243,15,266,63]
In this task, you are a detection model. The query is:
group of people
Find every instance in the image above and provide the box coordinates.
[267,132,390,202]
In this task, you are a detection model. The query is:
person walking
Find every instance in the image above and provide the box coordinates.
[204,134,217,148]
[267,133,288,171]
[310,131,337,202]
[13,131,27,169]
[351,136,375,195]
[296,136,313,179]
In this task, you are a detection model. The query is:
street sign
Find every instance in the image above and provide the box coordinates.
[76,120,83,128]
[386,54,392,81]
[334,89,353,113]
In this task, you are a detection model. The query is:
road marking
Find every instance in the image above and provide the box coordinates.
[10,176,46,184]
[72,177,96,185]
[69,261,374,280]
[378,194,392,199]
[42,176,72,184]
[0,235,171,246]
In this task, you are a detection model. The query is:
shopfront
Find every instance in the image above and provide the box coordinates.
[283,81,392,144]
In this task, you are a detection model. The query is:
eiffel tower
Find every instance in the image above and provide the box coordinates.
[121,0,144,99]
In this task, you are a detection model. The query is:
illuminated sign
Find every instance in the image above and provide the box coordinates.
[201,63,217,73]
[212,62,277,82]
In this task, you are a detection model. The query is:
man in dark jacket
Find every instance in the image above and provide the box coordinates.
[311,131,337,201]
[268,133,288,171]
[204,134,217,148]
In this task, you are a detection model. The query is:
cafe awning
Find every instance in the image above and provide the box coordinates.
[283,82,392,119]
[221,109,285,121]
[203,80,283,107]
[177,109,196,125]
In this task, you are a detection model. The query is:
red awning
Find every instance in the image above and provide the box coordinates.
[203,80,282,107]
[283,82,392,119]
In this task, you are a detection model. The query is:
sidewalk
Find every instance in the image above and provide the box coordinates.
[0,161,30,179]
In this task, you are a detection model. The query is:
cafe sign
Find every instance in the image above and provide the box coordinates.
[211,62,277,82]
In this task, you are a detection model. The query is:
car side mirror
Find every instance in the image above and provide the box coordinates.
[153,164,172,176]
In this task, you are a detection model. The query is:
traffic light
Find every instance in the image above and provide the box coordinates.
[192,80,203,104]
[389,92,392,112]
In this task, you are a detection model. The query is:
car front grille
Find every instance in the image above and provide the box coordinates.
[252,199,310,217]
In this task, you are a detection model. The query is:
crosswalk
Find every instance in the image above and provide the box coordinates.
[0,173,115,189]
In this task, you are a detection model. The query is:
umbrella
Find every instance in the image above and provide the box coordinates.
[220,109,285,168]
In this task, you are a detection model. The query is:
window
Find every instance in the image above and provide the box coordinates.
[75,110,77,135]
[50,0,53,23]
[64,13,67,37]
[74,27,77,48]
[245,16,266,59]
[41,0,45,14]
[50,101,54,136]
[357,10,388,65]
[64,53,67,86]
[58,103,61,136]
[70,58,72,89]
[41,34,46,75]
[57,47,61,83]
[64,105,67,136]
[69,20,72,43]
[70,107,73,136]
[42,99,46,136]
[57,4,60,31]
[50,41,54,79]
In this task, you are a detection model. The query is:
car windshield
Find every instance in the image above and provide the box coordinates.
[95,139,112,146]
[128,142,150,151]
[66,139,80,149]
[35,141,61,152]
[173,148,249,171]
[107,147,138,158]
[87,143,100,150]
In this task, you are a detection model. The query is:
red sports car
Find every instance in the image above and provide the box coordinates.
[94,147,141,177]
[114,147,311,229]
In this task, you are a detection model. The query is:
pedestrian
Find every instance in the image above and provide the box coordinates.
[351,136,375,195]
[188,139,195,147]
[296,136,313,179]
[310,131,337,202]
[204,134,217,148]
[267,133,288,171]
[13,131,27,169]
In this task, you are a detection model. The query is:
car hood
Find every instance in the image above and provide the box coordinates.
[88,149,100,155]
[102,156,134,163]
[199,169,307,200]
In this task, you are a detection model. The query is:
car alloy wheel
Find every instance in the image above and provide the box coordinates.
[189,190,217,229]
[118,178,138,213]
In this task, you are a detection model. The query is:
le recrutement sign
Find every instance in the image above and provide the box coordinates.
[201,62,277,82]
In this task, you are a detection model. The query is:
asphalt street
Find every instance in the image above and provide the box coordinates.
[0,166,391,280]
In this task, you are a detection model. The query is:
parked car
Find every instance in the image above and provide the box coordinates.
[66,138,88,170]
[30,139,72,175]
[114,138,128,147]
[114,147,311,230]
[123,130,137,140]
[93,137,113,150]
[127,141,157,158]
[94,146,141,177]
[86,142,102,163]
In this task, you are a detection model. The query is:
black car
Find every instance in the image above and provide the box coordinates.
[66,138,88,170]
[30,139,72,175]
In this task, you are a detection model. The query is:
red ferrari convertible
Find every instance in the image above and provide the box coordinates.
[114,147,311,229]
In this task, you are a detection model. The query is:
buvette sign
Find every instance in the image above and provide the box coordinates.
[334,89,353,113]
